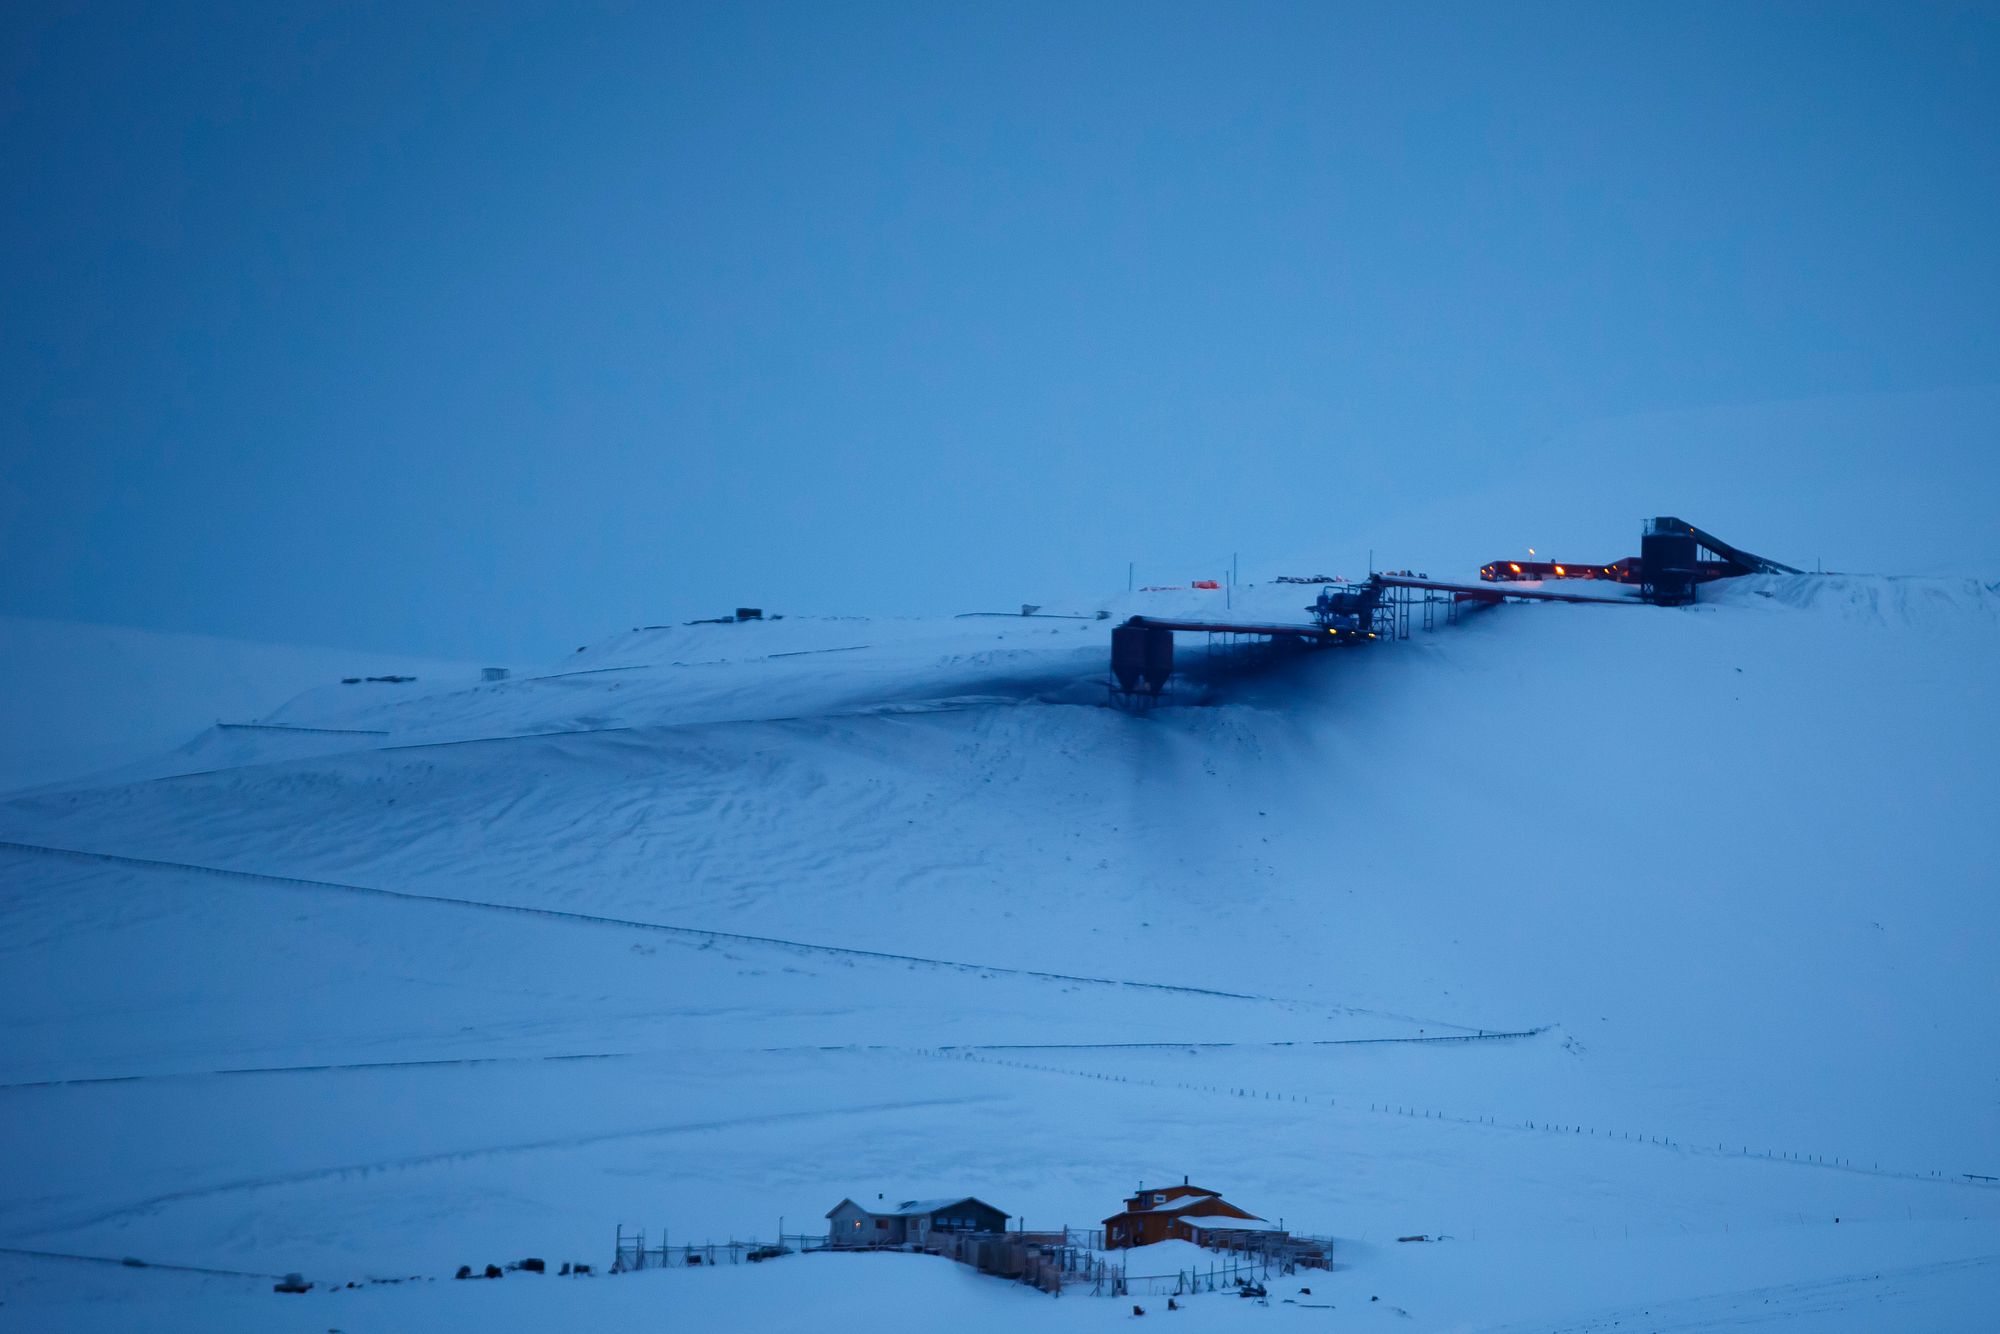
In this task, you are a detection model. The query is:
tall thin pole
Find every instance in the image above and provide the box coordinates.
[1128,561,1134,591]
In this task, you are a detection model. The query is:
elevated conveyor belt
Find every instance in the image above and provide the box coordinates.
[1648,517,1802,576]
[1109,579,1630,694]
[1119,616,1365,639]
[1373,575,1644,605]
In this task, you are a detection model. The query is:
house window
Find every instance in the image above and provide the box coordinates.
[875,1219,888,1230]
[1152,1194,1165,1204]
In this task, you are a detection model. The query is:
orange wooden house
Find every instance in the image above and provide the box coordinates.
[1101,1177,1283,1249]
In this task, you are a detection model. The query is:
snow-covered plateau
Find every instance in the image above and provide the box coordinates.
[2,573,1997,1331]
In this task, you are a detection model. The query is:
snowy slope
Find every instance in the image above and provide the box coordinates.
[1,575,1997,1330]
[0,615,481,794]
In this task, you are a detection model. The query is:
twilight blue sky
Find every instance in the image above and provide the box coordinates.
[4,1,1998,659]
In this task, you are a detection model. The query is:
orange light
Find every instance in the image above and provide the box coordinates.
[1509,563,1521,573]
[1554,565,1566,576]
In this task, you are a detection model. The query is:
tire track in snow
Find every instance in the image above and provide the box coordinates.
[0,1032,1547,1093]
[0,1245,290,1281]
[0,1051,626,1092]
[937,1030,1549,1052]
[933,1049,1989,1195]
[21,1094,999,1236]
[0,840,1485,1029]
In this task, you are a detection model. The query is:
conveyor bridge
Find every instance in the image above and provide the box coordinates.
[1108,516,1797,700]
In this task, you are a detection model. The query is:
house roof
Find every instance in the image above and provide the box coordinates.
[1131,1183,1217,1204]
[1171,1196,1259,1219]
[1106,1190,1261,1227]
[1137,1189,1216,1213]
[825,1196,1008,1221]
[889,1197,1006,1218]
[1102,1204,1192,1226]
[1181,1214,1283,1232]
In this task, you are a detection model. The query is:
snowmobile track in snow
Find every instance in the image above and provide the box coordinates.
[936,1031,1548,1051]
[0,1245,292,1281]
[0,1051,628,1092]
[0,1033,1548,1093]
[24,1095,1002,1236]
[0,840,1484,1028]
[212,722,389,736]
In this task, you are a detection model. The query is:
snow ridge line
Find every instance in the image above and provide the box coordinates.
[28,686,1057,791]
[0,840,1393,1011]
[7,723,643,791]
[12,656,1102,793]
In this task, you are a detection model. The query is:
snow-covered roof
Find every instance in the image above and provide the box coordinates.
[1138,1189,1214,1212]
[827,1195,1005,1220]
[890,1197,988,1217]
[1181,1214,1284,1232]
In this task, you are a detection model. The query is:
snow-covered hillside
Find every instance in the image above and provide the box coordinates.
[0,615,481,794]
[1,575,1996,1331]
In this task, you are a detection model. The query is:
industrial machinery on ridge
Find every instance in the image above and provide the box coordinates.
[1109,516,1801,700]
[1108,580,1388,697]
[1480,516,1800,605]
[1308,581,1387,635]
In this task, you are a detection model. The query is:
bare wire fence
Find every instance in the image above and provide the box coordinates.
[612,1223,1331,1297]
